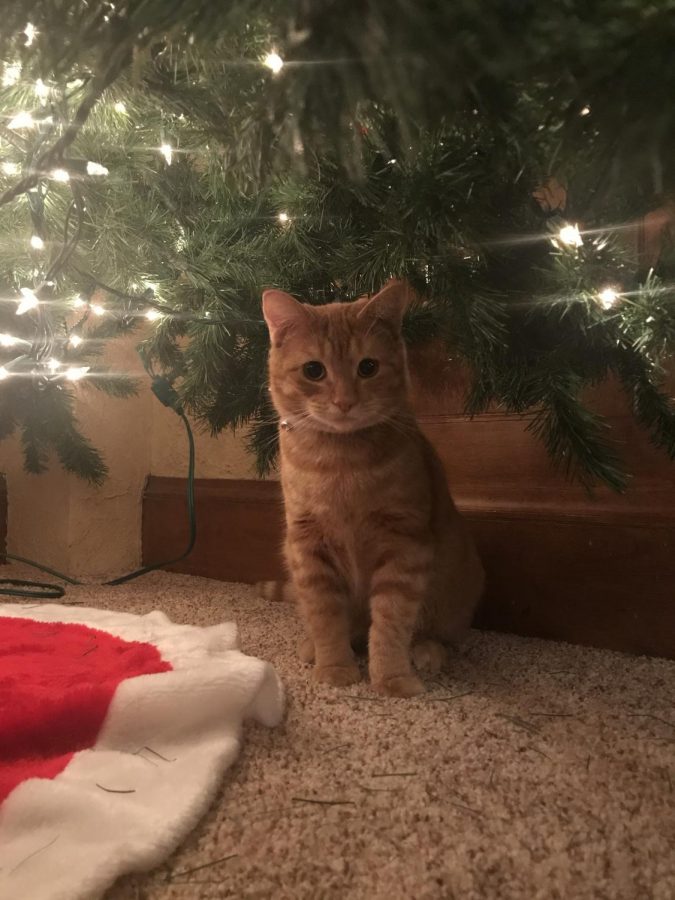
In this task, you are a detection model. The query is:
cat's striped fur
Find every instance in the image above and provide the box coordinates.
[262,281,484,697]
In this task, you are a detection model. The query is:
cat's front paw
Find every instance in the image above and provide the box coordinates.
[372,673,425,698]
[313,663,362,687]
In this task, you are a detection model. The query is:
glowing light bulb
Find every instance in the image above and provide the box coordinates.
[16,287,38,315]
[8,111,34,130]
[113,101,127,114]
[0,333,17,347]
[47,358,61,372]
[558,224,583,248]
[0,366,8,380]
[264,52,284,74]
[1,162,19,177]
[580,105,591,116]
[50,168,70,182]
[34,78,49,99]
[24,23,36,46]
[2,62,21,87]
[72,295,86,308]
[68,334,83,348]
[90,303,105,316]
[65,366,89,381]
[277,211,290,224]
[86,161,109,176]
[598,287,619,309]
[30,234,44,249]
[160,143,173,165]
[145,309,161,321]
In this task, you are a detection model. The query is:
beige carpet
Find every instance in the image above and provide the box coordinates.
[5,566,675,899]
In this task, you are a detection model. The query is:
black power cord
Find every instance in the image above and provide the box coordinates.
[0,376,196,600]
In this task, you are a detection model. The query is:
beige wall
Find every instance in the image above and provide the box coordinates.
[2,329,264,579]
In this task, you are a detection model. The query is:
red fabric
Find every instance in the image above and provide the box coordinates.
[0,616,172,803]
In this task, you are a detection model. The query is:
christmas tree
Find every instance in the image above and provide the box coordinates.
[0,1,674,489]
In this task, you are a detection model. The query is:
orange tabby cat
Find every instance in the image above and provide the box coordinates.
[262,281,484,697]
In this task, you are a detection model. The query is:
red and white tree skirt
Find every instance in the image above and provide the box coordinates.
[0,603,284,900]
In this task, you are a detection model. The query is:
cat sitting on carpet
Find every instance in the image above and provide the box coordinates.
[262,281,484,697]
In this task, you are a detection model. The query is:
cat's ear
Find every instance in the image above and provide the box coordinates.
[262,290,309,344]
[358,279,412,332]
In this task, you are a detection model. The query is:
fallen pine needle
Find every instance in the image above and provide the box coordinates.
[169,854,238,879]
[496,714,540,735]
[292,797,355,806]
[96,784,136,794]
[9,835,59,875]
[371,771,417,778]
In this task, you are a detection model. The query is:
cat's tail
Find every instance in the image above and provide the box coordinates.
[257,580,294,603]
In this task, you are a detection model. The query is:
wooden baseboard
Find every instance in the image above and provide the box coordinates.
[0,474,6,562]
[143,476,675,659]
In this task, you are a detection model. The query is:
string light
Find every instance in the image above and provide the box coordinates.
[8,111,34,130]
[16,288,38,315]
[277,211,290,224]
[65,366,89,381]
[1,162,19,176]
[0,367,8,381]
[557,224,583,248]
[264,52,284,74]
[72,295,86,308]
[68,334,83,347]
[34,78,49,100]
[0,333,17,347]
[24,23,36,46]
[598,287,619,309]
[145,309,162,321]
[2,62,21,87]
[30,234,44,249]
[47,358,61,373]
[90,303,105,315]
[580,105,591,116]
[160,143,173,165]
[86,161,109,176]
[113,101,127,114]
[50,168,70,182]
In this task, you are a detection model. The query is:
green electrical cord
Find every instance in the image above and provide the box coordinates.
[0,377,196,600]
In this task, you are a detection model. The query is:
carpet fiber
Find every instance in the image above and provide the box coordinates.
[4,566,674,899]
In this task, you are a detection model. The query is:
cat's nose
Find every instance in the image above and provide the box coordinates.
[332,398,355,413]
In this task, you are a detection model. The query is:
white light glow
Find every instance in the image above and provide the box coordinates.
[0,333,17,347]
[160,143,173,165]
[24,23,36,46]
[264,52,284,74]
[72,295,86,308]
[50,168,70,182]
[598,287,619,310]
[558,224,583,248]
[0,366,9,380]
[2,62,21,87]
[1,161,19,176]
[16,287,38,315]
[34,78,49,99]
[113,101,127,114]
[65,366,89,381]
[47,358,61,372]
[30,234,44,250]
[277,211,290,224]
[580,105,591,116]
[90,303,105,316]
[68,334,83,347]
[86,160,109,176]
[8,111,34,130]
[145,309,162,321]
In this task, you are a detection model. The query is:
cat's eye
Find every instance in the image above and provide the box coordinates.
[357,358,379,378]
[302,360,326,381]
